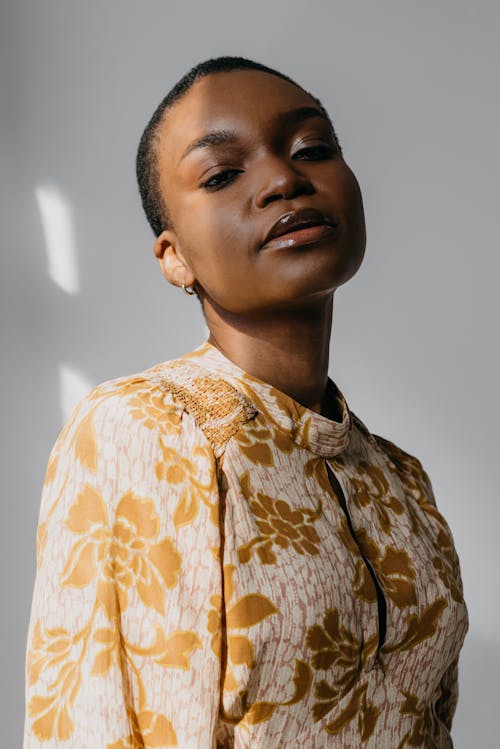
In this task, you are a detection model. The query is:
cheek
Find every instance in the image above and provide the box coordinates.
[174,202,253,296]
[327,165,366,250]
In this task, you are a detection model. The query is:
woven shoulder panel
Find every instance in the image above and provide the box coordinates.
[149,361,258,457]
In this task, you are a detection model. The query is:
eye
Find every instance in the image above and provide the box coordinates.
[201,169,243,191]
[293,144,336,160]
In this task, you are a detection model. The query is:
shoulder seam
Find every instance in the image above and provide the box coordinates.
[146,360,258,458]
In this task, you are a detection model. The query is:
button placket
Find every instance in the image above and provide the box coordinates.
[325,460,387,672]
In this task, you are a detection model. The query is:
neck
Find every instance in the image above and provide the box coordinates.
[204,294,336,416]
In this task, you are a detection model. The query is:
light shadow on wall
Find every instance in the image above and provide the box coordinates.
[35,184,80,295]
[36,184,94,423]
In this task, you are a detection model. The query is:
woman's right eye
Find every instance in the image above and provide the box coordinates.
[201,169,242,190]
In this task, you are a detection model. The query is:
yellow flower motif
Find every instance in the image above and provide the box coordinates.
[62,484,182,618]
[237,471,322,564]
[107,706,177,748]
[323,682,380,740]
[27,622,81,742]
[430,528,463,603]
[210,566,311,729]
[127,385,182,435]
[125,625,202,670]
[355,528,417,608]
[207,565,278,693]
[306,608,376,722]
[27,621,73,688]
[156,437,218,527]
[349,461,404,534]
[398,691,440,747]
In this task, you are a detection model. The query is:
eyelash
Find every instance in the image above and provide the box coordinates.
[201,144,336,191]
[201,169,242,190]
[294,144,336,160]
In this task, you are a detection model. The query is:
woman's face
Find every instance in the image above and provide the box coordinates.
[155,70,366,314]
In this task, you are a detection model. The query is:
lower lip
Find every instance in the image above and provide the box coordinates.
[260,223,339,251]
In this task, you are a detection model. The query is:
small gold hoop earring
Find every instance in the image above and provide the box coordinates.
[181,282,196,296]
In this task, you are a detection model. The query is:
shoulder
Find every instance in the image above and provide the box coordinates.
[372,432,436,506]
[54,356,258,462]
[350,411,436,507]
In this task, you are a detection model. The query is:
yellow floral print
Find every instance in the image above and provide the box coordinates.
[207,565,278,692]
[155,436,219,527]
[349,460,405,534]
[62,484,182,618]
[306,608,378,722]
[126,382,183,435]
[323,682,380,741]
[24,341,468,747]
[107,707,177,748]
[237,471,322,564]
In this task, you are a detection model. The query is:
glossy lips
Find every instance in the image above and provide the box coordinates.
[260,208,338,251]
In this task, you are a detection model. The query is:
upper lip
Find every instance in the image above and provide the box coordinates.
[261,208,338,247]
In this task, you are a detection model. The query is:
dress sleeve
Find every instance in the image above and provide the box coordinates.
[23,380,223,748]
[434,655,460,732]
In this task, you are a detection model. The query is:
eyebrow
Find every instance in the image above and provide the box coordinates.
[179,106,329,162]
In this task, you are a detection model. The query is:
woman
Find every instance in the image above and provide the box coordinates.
[24,57,468,748]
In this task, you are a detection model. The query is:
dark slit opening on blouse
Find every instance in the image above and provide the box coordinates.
[325,462,387,652]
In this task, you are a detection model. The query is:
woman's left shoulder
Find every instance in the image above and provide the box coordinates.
[350,411,436,506]
[373,432,436,506]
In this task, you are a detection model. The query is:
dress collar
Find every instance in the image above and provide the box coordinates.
[183,339,352,458]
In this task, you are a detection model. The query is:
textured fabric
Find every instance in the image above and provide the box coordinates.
[24,339,469,748]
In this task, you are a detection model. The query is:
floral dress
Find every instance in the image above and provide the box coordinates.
[23,339,468,748]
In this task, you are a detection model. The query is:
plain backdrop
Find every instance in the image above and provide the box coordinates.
[1,1,498,746]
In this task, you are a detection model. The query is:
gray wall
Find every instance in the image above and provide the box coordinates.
[2,1,498,746]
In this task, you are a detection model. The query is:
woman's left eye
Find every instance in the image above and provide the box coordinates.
[293,144,335,160]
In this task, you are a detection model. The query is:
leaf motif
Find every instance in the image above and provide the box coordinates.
[241,442,274,467]
[173,489,198,528]
[142,711,178,747]
[223,565,236,604]
[386,598,448,653]
[325,684,367,735]
[65,484,108,534]
[61,540,99,588]
[244,701,276,725]
[56,704,73,740]
[286,660,312,705]
[94,628,116,644]
[156,631,202,669]
[97,577,119,620]
[91,648,114,676]
[226,594,278,629]
[73,410,98,472]
[239,471,253,500]
[313,699,337,722]
[228,635,254,667]
[148,537,182,590]
[136,571,166,615]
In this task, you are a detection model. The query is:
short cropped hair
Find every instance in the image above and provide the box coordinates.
[136,56,341,238]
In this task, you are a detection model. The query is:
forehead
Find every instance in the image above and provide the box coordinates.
[157,70,322,165]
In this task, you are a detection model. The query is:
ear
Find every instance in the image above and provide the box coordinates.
[154,230,196,289]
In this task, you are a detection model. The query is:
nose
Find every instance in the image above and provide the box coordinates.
[253,155,315,208]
